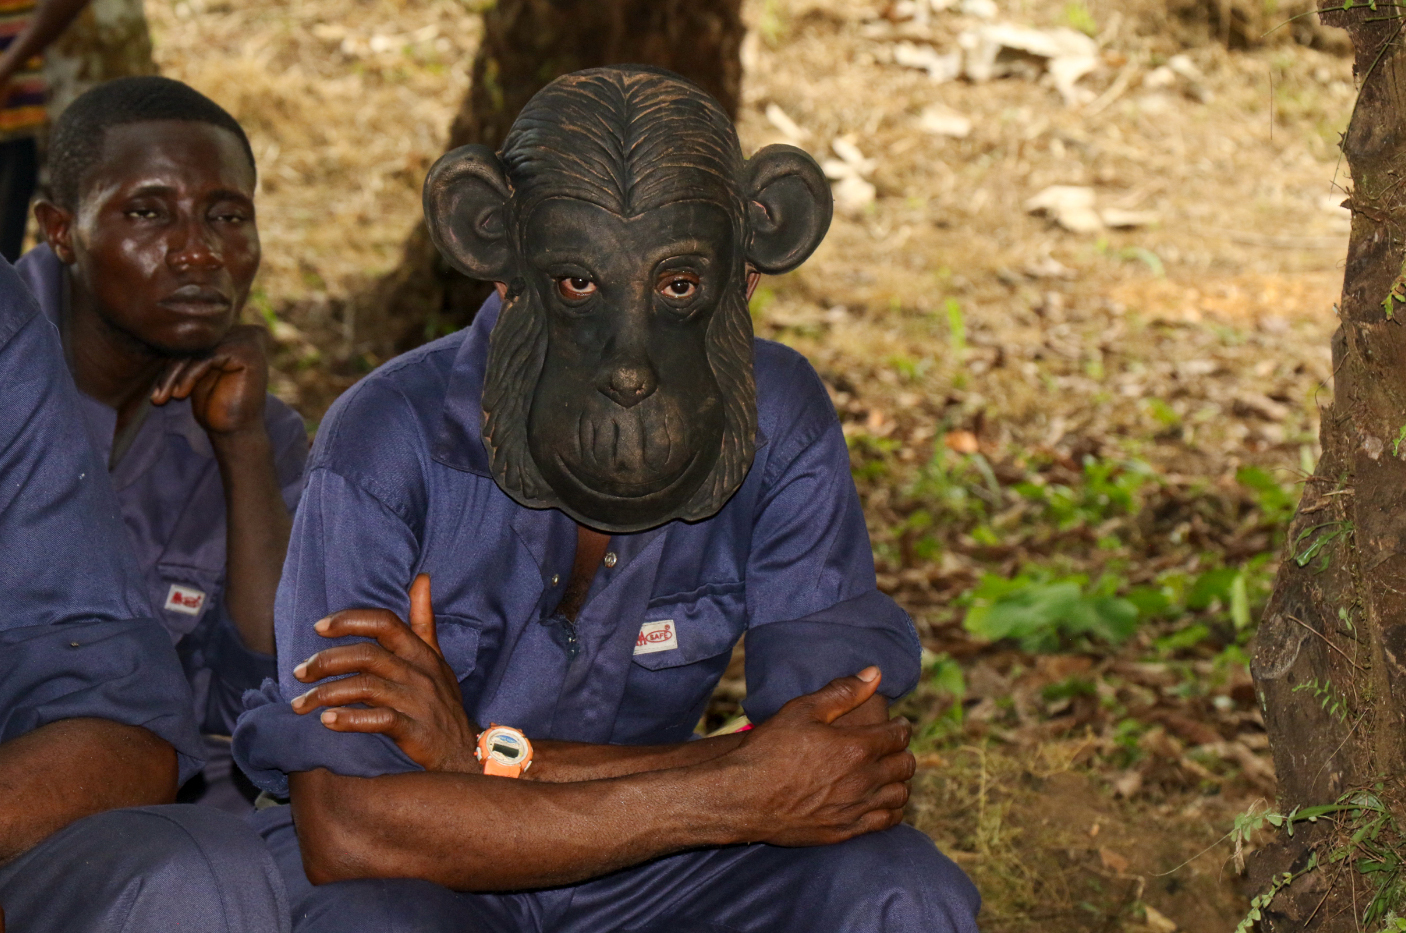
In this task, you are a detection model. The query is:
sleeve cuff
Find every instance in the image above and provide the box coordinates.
[0,619,206,784]
[233,679,422,797]
[201,607,278,735]
[742,590,922,724]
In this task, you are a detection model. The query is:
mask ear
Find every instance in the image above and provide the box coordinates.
[744,144,833,275]
[423,144,513,281]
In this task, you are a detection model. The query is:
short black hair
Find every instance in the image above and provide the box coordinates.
[47,75,256,209]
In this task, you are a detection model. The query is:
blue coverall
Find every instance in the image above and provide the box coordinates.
[0,256,289,931]
[235,294,981,932]
[17,243,308,812]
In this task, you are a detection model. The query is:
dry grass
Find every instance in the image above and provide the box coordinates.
[148,0,482,305]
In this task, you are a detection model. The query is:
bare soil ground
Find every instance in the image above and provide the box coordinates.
[144,0,1363,928]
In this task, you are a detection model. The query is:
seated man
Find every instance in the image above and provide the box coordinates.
[0,255,289,929]
[16,76,308,812]
[235,66,980,932]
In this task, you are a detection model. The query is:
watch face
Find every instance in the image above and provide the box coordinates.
[486,729,526,765]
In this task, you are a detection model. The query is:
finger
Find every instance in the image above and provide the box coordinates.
[293,642,417,687]
[291,672,406,714]
[851,717,914,758]
[868,780,911,812]
[167,356,220,401]
[150,360,196,404]
[871,749,918,786]
[408,573,442,658]
[805,669,883,725]
[317,705,402,734]
[849,807,907,839]
[312,609,435,663]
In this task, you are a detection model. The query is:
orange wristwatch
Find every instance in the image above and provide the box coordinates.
[475,724,534,778]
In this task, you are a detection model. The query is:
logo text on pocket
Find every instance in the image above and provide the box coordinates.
[164,583,207,616]
[634,619,678,655]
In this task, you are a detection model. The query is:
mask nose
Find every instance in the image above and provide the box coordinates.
[598,360,658,409]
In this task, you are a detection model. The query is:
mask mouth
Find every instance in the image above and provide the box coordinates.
[554,446,702,502]
[554,400,708,492]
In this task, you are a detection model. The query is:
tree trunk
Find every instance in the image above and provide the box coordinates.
[363,0,745,355]
[1250,5,1406,930]
[43,0,156,117]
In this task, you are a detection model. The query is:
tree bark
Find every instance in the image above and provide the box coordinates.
[43,0,156,117]
[1250,5,1406,929]
[363,0,746,355]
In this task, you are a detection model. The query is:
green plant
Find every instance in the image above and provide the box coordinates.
[962,571,1139,652]
[1294,520,1352,570]
[1063,0,1098,36]
[1145,397,1181,429]
[1292,677,1350,723]
[944,298,967,357]
[847,432,899,481]
[1237,465,1300,531]
[1187,566,1253,631]
[1231,791,1406,932]
[909,448,991,523]
[1015,457,1156,530]
[748,284,776,319]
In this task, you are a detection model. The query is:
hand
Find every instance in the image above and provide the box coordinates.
[290,575,482,774]
[151,324,269,437]
[724,667,915,847]
[833,691,890,727]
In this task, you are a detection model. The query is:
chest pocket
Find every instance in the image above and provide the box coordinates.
[153,566,222,641]
[620,582,746,741]
[434,614,484,681]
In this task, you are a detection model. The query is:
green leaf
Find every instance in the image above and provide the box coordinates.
[1188,568,1240,610]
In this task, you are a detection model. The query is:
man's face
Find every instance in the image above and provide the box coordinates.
[520,197,737,527]
[69,120,259,356]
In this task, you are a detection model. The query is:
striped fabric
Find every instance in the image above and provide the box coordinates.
[0,0,43,140]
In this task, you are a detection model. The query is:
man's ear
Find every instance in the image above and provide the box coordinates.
[32,200,76,264]
[744,144,833,275]
[423,144,513,282]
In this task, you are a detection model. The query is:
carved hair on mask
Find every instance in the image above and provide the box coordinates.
[424,66,832,533]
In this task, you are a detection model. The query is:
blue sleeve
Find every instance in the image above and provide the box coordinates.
[233,399,426,795]
[200,396,309,735]
[0,265,204,781]
[741,352,921,724]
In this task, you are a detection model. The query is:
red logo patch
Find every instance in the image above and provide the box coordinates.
[634,619,678,655]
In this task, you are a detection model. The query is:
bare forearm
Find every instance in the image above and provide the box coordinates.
[0,719,177,864]
[529,733,744,782]
[213,428,291,656]
[0,0,88,78]
[292,762,746,890]
[529,697,886,782]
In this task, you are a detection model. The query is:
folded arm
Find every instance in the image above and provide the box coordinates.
[291,669,910,890]
[291,575,890,784]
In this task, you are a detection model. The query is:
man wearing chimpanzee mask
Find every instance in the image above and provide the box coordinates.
[234,66,980,932]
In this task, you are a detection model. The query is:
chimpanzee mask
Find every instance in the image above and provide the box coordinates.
[424,66,832,533]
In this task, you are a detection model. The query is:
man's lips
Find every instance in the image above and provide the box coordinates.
[157,285,231,315]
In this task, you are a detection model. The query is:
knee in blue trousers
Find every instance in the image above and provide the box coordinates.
[0,804,290,933]
[255,803,978,933]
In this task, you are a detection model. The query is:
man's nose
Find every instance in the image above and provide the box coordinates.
[167,217,222,271]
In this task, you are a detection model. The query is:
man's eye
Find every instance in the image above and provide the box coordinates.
[557,277,596,300]
[658,275,699,300]
[125,208,161,220]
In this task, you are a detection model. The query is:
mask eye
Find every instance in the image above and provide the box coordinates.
[557,276,597,300]
[657,273,699,301]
